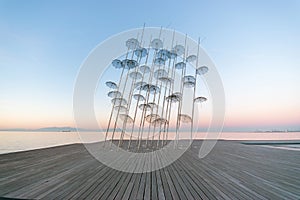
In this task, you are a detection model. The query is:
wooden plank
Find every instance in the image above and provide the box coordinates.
[0,140,299,199]
[158,168,173,200]
[151,170,158,200]
[135,152,148,200]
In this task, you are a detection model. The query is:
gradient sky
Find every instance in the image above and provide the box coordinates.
[0,0,299,131]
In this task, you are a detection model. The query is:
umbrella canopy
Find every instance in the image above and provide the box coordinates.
[112,59,123,69]
[169,50,177,59]
[139,65,150,73]
[183,81,195,88]
[111,97,127,106]
[149,85,160,94]
[175,62,186,70]
[114,105,127,113]
[140,84,160,94]
[107,90,122,98]
[126,38,140,49]
[151,38,163,49]
[184,75,196,82]
[151,118,168,126]
[166,94,181,103]
[154,69,168,79]
[147,102,158,111]
[154,57,165,65]
[173,45,185,56]
[129,71,142,80]
[119,114,134,124]
[134,48,148,58]
[157,49,170,60]
[139,103,152,111]
[122,59,138,69]
[186,55,197,62]
[105,81,118,89]
[145,114,160,123]
[196,66,209,75]
[179,114,192,123]
[133,94,145,101]
[134,81,147,89]
[158,77,174,85]
[194,96,207,103]
[173,92,182,99]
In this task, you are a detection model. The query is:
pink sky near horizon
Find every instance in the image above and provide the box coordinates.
[0,103,299,131]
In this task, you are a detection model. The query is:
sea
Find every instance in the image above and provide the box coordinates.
[0,131,300,154]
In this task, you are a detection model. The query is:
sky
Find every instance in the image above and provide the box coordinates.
[0,0,299,131]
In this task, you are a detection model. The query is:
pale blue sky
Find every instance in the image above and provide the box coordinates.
[0,0,299,130]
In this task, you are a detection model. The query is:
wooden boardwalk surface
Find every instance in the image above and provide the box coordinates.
[0,140,299,199]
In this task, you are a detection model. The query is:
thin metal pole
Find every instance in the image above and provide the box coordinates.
[149,46,165,147]
[165,41,178,145]
[118,26,146,148]
[138,27,163,150]
[154,64,167,148]
[111,34,140,147]
[137,49,157,150]
[175,34,188,148]
[104,46,130,147]
[164,57,176,145]
[157,30,176,148]
[146,34,165,148]
[191,38,200,145]
[118,55,143,148]
[128,37,152,150]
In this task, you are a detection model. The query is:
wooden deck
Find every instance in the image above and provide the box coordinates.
[0,140,299,199]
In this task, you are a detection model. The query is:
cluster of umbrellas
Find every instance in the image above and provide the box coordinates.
[104,33,208,150]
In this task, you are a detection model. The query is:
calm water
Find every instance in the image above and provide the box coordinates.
[0,131,300,154]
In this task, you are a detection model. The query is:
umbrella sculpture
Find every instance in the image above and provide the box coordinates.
[103,28,209,150]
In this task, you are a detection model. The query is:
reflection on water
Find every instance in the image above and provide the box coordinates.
[0,131,300,154]
[261,144,300,151]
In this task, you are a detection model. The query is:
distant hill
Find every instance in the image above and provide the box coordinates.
[0,128,30,132]
[35,127,79,132]
[0,127,121,132]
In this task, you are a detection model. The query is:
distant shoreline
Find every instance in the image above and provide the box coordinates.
[1,129,300,133]
[1,138,300,155]
[1,131,300,155]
